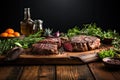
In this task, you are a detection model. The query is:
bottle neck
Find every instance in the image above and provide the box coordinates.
[24,8,31,20]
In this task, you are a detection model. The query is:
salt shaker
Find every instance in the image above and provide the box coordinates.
[33,19,43,33]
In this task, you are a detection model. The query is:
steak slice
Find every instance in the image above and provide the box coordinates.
[31,37,62,55]
[31,43,58,55]
[70,35,101,52]
[38,37,61,47]
[84,36,101,50]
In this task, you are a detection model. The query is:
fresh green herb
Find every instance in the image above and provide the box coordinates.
[67,26,80,37]
[0,39,17,55]
[14,31,45,48]
[43,28,53,37]
[98,49,116,59]
[112,36,120,52]
[98,29,118,40]
[0,31,44,55]
[80,23,103,37]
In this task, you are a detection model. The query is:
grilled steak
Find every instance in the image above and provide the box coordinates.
[70,35,101,51]
[38,37,61,47]
[32,43,58,55]
[31,38,61,55]
[31,35,101,54]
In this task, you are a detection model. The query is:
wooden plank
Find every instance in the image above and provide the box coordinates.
[38,65,55,80]
[88,62,117,80]
[0,45,112,65]
[0,67,14,80]
[20,66,39,80]
[111,70,120,80]
[56,65,94,80]
[0,66,23,80]
[20,66,55,80]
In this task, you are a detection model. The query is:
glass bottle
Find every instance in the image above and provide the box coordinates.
[20,8,34,36]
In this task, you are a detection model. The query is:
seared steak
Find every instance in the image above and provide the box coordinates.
[31,38,61,55]
[70,35,101,51]
[32,43,58,55]
[31,35,101,54]
[38,37,61,47]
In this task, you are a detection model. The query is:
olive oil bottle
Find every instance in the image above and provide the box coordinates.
[20,8,34,36]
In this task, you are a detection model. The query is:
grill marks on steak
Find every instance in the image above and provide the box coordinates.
[31,38,61,55]
[70,35,101,51]
[38,38,61,47]
[31,35,101,54]
[84,36,101,50]
[32,43,58,55]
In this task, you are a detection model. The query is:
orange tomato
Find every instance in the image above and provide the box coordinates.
[0,32,8,37]
[14,32,20,37]
[1,28,21,38]
[7,34,15,37]
[5,28,14,34]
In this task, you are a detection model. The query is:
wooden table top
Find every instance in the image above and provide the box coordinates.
[0,62,120,80]
[0,45,117,80]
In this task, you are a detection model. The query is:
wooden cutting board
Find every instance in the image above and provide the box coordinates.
[0,45,113,65]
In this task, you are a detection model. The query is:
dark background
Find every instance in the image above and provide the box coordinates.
[0,0,120,33]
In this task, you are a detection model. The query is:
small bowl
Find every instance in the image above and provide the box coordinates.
[103,57,120,68]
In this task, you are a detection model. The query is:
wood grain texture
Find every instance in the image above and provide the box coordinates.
[0,62,120,80]
[56,65,94,80]
[111,70,120,80]
[38,65,55,80]
[88,62,117,80]
[20,66,39,80]
[0,66,23,80]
